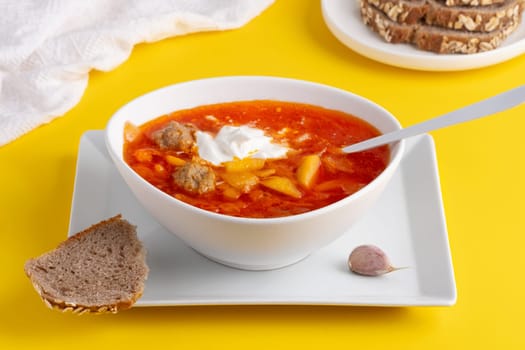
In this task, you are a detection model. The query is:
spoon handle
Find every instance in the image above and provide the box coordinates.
[342,85,525,154]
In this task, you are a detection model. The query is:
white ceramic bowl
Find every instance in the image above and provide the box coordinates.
[105,76,405,270]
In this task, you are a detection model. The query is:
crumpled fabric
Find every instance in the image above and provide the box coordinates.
[0,0,274,146]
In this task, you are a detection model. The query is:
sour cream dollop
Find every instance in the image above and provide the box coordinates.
[196,125,288,165]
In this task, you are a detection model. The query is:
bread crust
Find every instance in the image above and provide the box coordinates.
[441,0,506,6]
[24,215,148,314]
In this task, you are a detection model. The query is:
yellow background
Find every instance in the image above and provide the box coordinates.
[2,0,525,348]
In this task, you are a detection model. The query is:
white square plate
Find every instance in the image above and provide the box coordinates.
[68,130,456,306]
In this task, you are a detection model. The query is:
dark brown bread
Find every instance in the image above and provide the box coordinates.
[24,215,148,314]
[360,0,522,53]
[365,0,523,32]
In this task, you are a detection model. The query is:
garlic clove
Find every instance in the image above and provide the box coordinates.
[348,244,397,276]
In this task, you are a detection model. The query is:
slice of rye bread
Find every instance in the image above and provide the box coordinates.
[365,0,523,32]
[359,0,522,53]
[24,215,148,314]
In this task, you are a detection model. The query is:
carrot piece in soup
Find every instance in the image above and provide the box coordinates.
[165,155,186,166]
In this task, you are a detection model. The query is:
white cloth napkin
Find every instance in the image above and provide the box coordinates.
[0,0,274,147]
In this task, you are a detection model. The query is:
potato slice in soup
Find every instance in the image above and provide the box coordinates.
[261,176,302,199]
[296,154,321,188]
[224,158,265,172]
[221,172,259,193]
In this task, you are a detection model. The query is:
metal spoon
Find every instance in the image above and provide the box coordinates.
[342,85,525,154]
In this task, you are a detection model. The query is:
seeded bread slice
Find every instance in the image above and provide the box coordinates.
[426,0,523,32]
[24,215,148,314]
[360,0,522,53]
[365,0,523,32]
[441,0,506,6]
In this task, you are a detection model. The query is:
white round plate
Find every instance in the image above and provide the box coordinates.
[321,0,525,71]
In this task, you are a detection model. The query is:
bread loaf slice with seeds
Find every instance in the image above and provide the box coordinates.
[360,0,522,53]
[24,215,148,314]
[426,0,523,32]
[441,0,506,6]
[365,0,522,32]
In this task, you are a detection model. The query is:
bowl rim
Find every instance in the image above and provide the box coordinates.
[105,75,405,224]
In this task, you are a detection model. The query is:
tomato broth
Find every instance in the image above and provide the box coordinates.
[123,100,389,218]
